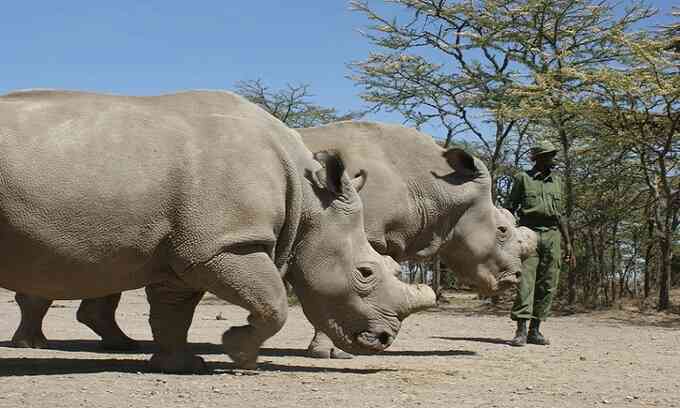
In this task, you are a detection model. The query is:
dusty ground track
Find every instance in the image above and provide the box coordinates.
[1,289,678,408]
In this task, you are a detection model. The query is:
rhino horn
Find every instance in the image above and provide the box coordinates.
[399,284,437,318]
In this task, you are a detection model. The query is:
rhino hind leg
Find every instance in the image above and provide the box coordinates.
[76,294,139,351]
[307,328,354,359]
[12,293,52,349]
[145,279,206,373]
[188,250,288,370]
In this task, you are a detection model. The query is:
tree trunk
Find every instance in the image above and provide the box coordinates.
[619,270,626,299]
[643,218,655,299]
[559,127,577,307]
[597,227,607,306]
[583,227,595,305]
[610,224,619,303]
[658,232,672,310]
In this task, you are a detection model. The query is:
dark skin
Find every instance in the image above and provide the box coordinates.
[532,152,576,269]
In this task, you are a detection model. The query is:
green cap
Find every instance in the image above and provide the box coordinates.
[529,140,558,160]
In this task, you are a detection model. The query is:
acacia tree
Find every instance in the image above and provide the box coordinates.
[585,26,679,309]
[465,0,654,303]
[350,0,657,303]
[567,122,651,305]
[234,79,362,128]
[350,0,533,199]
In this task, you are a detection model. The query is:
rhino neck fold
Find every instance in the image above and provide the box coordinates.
[272,146,305,276]
[400,176,475,262]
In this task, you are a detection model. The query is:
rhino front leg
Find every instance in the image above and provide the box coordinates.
[307,328,354,359]
[12,293,52,349]
[76,294,139,351]
[145,279,205,373]
[187,250,288,370]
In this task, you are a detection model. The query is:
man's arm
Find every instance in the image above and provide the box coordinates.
[558,216,571,249]
[557,178,576,268]
[558,216,575,268]
[503,173,522,215]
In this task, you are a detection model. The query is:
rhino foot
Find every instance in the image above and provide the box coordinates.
[149,352,207,373]
[12,293,51,349]
[330,349,354,359]
[306,347,354,360]
[11,332,49,349]
[77,296,139,351]
[222,326,259,370]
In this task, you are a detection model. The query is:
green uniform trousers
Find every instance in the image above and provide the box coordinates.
[511,227,561,321]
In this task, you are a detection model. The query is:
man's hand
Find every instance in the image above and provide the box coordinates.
[564,244,576,269]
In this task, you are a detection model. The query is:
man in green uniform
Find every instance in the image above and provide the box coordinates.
[504,140,575,347]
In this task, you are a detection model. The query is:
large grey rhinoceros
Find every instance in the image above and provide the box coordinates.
[299,122,537,357]
[0,90,435,372]
[10,120,535,358]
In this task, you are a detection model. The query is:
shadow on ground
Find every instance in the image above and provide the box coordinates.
[0,340,477,358]
[432,336,511,346]
[0,339,160,354]
[0,357,393,377]
[380,349,477,357]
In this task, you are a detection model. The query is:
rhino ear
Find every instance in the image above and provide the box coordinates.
[312,150,346,196]
[443,148,478,176]
[351,170,367,193]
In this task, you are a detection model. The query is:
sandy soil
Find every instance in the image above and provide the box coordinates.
[1,288,678,408]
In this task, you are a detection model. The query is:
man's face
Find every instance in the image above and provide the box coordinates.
[534,153,556,170]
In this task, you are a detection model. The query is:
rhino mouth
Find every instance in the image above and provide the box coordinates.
[354,330,394,352]
[499,270,521,284]
[493,269,522,293]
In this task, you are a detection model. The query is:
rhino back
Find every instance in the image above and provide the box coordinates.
[0,90,302,299]
[299,121,459,260]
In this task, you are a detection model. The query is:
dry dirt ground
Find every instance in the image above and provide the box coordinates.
[1,288,678,408]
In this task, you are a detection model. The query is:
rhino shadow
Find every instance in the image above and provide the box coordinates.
[433,336,512,346]
[0,339,159,354]
[0,340,225,355]
[0,340,477,357]
[261,348,477,358]
[0,357,392,377]
[375,349,477,357]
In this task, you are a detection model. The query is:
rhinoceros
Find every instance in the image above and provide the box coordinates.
[0,90,436,372]
[10,120,535,358]
[299,122,537,357]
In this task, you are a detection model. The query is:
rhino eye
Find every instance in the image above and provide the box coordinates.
[353,266,378,295]
[498,226,508,234]
[358,267,374,279]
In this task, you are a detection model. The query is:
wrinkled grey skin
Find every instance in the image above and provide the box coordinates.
[0,91,435,372]
[11,120,533,357]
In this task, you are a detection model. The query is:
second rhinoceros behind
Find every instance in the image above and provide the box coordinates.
[298,121,538,357]
[301,122,537,294]
[0,90,435,371]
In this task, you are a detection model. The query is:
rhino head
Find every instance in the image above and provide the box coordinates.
[287,151,436,354]
[437,149,538,296]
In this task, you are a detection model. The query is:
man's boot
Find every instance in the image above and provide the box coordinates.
[527,319,550,345]
[510,319,527,347]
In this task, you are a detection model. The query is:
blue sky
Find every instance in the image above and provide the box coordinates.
[1,1,676,138]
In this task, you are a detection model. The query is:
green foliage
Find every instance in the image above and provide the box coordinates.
[351,0,678,308]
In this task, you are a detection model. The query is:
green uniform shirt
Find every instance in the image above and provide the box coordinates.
[505,169,564,230]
